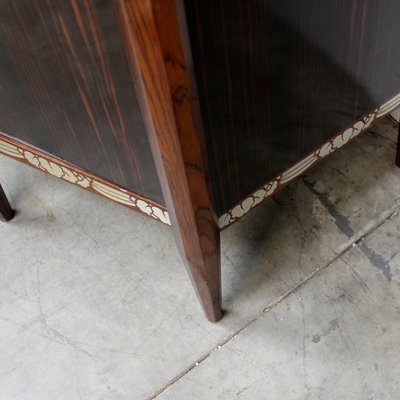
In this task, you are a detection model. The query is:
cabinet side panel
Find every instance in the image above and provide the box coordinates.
[184,0,400,215]
[0,0,164,204]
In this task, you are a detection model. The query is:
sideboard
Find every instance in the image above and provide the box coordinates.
[1,0,400,321]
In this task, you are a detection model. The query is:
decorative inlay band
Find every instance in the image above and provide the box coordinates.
[218,93,400,229]
[2,91,400,230]
[0,136,171,225]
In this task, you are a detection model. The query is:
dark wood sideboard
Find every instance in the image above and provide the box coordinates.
[1,0,400,321]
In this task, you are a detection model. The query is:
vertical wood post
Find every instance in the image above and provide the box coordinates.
[0,184,14,222]
[116,0,222,321]
[396,121,400,167]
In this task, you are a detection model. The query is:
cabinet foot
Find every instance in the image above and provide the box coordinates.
[176,223,222,322]
[395,120,400,167]
[0,184,14,222]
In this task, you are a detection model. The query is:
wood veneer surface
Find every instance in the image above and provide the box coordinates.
[0,0,164,204]
[184,0,400,215]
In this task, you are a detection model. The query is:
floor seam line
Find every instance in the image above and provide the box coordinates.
[147,205,400,400]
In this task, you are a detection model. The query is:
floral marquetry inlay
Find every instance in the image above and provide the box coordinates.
[1,91,400,230]
[0,138,171,225]
[218,93,400,229]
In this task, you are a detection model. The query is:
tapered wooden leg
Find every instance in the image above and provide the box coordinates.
[117,0,222,320]
[0,184,14,221]
[174,211,222,322]
[396,121,400,167]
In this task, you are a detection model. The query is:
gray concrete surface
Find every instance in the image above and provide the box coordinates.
[0,116,399,399]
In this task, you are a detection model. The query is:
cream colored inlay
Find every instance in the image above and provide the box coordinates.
[218,93,400,229]
[0,139,171,225]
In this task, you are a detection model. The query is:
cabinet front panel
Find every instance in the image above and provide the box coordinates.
[185,0,400,215]
[0,0,164,204]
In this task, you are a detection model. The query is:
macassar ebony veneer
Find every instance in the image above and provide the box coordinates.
[1,0,400,321]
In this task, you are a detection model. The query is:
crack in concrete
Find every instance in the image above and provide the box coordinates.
[148,206,400,400]
[35,262,95,358]
[294,292,310,388]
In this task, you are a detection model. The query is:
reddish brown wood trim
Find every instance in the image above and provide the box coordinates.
[116,0,222,321]
[0,183,14,222]
[0,133,170,225]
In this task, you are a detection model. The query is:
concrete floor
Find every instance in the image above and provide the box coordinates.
[0,116,400,399]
